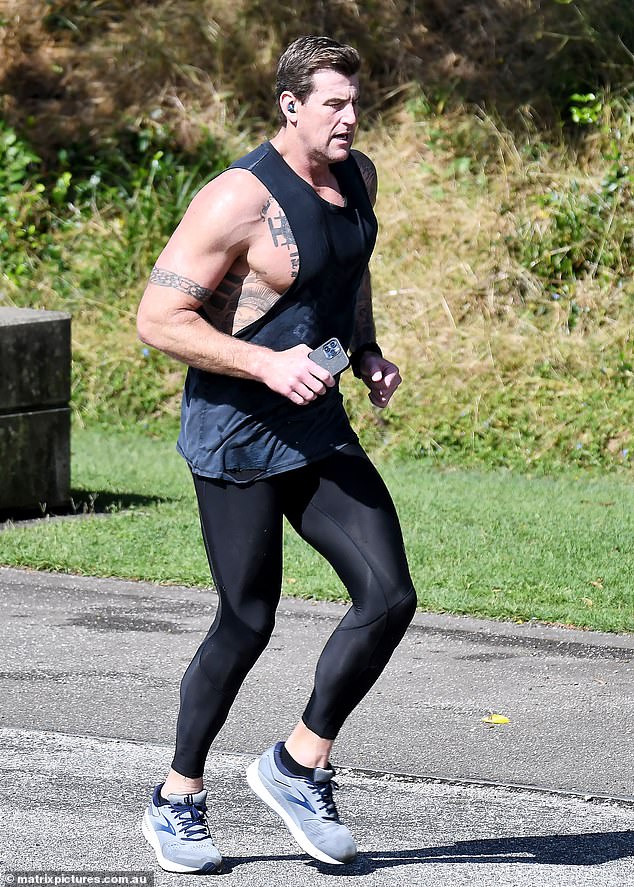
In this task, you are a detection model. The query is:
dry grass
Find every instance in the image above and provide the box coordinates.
[1,0,633,469]
[2,0,633,159]
[341,108,634,468]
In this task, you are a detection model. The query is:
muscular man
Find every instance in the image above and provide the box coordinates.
[137,35,417,874]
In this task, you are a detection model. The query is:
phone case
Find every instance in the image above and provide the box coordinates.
[309,337,350,374]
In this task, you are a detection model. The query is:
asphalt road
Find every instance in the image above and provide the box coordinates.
[1,567,633,885]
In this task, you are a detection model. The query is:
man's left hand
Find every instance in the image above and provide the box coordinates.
[358,354,402,408]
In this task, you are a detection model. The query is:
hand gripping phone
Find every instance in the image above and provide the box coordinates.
[308,337,349,375]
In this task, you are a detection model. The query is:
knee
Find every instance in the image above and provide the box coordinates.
[387,585,417,633]
[352,581,417,633]
[215,614,275,663]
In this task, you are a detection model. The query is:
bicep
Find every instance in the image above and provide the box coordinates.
[138,246,240,334]
[138,175,253,323]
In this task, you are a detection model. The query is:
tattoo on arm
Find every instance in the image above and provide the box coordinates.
[149,266,215,303]
[352,151,378,206]
[351,268,376,352]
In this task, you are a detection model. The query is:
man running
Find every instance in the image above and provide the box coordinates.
[136,34,417,873]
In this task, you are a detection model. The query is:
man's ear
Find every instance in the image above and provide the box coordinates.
[279,91,298,124]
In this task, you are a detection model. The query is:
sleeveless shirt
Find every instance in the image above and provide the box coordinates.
[177,141,378,482]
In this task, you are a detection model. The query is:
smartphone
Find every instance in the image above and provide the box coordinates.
[308,337,349,375]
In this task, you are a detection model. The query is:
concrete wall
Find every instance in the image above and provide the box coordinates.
[0,307,71,511]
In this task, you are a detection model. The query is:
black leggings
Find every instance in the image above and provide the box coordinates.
[172,444,417,778]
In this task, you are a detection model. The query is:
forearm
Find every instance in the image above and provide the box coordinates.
[350,267,376,353]
[137,288,336,407]
[137,295,273,383]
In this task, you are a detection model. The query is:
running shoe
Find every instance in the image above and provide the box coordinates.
[142,783,222,874]
[246,742,357,865]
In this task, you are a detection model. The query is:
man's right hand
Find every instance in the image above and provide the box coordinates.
[258,344,335,406]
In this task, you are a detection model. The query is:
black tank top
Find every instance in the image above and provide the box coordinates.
[177,141,378,482]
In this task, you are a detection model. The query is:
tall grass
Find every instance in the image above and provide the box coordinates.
[339,97,633,471]
[0,1,632,469]
[2,0,633,154]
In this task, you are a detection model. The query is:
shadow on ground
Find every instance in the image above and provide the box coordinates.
[0,489,167,525]
[219,830,634,874]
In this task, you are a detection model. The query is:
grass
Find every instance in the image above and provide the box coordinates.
[344,114,634,472]
[1,107,632,472]
[1,428,632,634]
[1,5,633,472]
[1,2,633,634]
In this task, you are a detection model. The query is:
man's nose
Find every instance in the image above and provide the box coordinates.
[341,102,358,126]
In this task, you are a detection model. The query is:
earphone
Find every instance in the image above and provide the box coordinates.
[287,102,295,113]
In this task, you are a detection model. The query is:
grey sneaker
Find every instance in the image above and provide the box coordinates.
[246,742,357,865]
[142,784,222,874]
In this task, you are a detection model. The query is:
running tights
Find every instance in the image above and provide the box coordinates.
[171,444,417,778]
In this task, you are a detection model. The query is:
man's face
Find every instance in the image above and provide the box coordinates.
[295,68,360,163]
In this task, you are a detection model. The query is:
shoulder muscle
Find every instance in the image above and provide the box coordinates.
[176,168,271,254]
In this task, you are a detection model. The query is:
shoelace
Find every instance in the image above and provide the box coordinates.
[310,778,340,820]
[170,801,212,842]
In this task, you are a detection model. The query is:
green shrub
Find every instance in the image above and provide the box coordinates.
[0,122,55,284]
[509,136,633,299]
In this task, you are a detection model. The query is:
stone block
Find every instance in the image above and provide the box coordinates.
[0,308,71,511]
[0,307,71,411]
[0,409,71,510]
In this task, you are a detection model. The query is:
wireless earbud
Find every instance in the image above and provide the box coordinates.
[287,102,295,113]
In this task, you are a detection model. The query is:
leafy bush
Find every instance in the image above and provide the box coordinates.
[0,122,55,284]
[0,118,229,426]
[0,120,228,293]
[505,88,633,321]
[512,156,633,290]
[1,3,633,470]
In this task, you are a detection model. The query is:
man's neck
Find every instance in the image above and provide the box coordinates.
[269,130,333,188]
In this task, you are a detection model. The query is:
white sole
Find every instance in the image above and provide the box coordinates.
[141,811,221,874]
[245,759,350,866]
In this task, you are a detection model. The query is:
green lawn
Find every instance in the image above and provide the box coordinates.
[1,428,632,633]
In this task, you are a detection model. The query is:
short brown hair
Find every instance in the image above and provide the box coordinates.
[275,35,360,122]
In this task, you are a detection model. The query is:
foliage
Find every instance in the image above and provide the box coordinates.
[569,92,603,126]
[0,122,56,283]
[510,152,633,294]
[0,119,228,286]
[1,2,633,470]
[2,0,633,161]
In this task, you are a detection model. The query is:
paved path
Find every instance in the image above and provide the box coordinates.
[1,567,633,884]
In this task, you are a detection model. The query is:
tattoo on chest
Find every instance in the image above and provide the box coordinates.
[150,199,300,335]
[231,277,285,332]
[166,265,284,335]
[267,211,300,279]
[202,269,286,335]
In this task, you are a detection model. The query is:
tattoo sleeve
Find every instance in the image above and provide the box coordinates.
[350,267,376,352]
[149,266,215,303]
[352,151,378,206]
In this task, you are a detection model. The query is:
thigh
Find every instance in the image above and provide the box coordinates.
[193,473,285,633]
[280,446,413,611]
